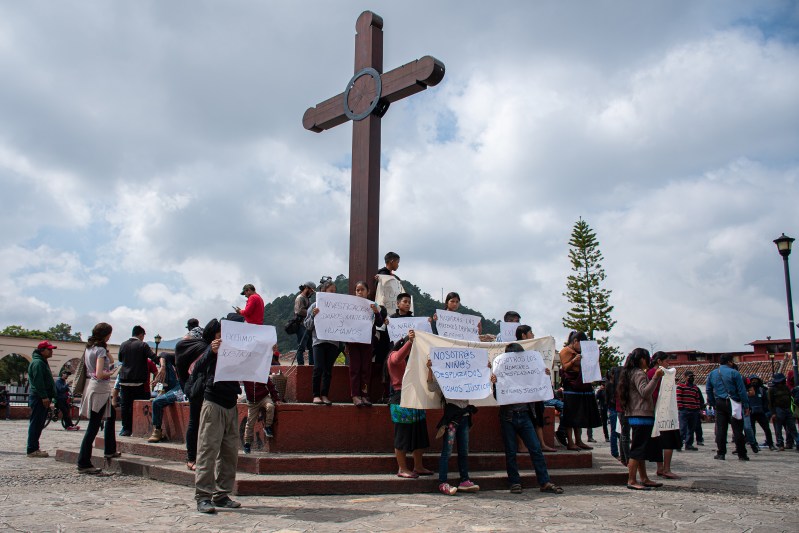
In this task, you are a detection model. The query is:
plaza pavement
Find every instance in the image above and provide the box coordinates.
[0,419,796,532]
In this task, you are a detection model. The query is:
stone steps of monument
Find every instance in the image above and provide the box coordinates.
[94,438,593,474]
[55,448,627,496]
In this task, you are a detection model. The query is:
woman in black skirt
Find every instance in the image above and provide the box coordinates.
[558,331,602,450]
[648,351,682,479]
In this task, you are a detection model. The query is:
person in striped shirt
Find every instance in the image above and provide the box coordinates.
[676,371,704,451]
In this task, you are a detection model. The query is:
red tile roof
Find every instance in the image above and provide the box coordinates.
[673,357,793,386]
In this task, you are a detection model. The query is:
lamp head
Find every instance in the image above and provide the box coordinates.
[154,334,162,345]
[774,233,794,258]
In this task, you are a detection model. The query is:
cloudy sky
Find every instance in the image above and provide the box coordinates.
[1,1,797,352]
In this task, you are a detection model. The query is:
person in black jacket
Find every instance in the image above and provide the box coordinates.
[193,319,243,514]
[117,325,155,436]
[176,325,209,470]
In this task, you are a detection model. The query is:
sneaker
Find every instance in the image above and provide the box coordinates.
[147,428,163,443]
[713,454,725,460]
[458,480,480,493]
[510,483,523,494]
[750,443,759,454]
[684,445,699,451]
[587,437,597,443]
[213,496,241,509]
[119,430,132,437]
[438,483,457,496]
[66,425,81,431]
[555,428,568,447]
[77,465,102,474]
[264,427,274,439]
[197,500,216,514]
[739,455,750,461]
[779,446,785,451]
[26,450,49,458]
[104,451,121,459]
[697,442,705,446]
[243,443,251,454]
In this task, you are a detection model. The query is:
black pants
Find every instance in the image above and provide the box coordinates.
[77,406,116,468]
[186,396,203,462]
[714,399,746,457]
[26,396,48,454]
[312,343,339,397]
[599,408,609,439]
[119,384,150,432]
[57,399,74,428]
[749,412,774,447]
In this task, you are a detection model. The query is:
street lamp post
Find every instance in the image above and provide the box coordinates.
[774,233,798,385]
[769,352,775,376]
[154,333,162,359]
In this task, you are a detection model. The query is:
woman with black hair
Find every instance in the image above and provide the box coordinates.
[618,348,664,490]
[558,331,602,450]
[648,351,681,479]
[305,279,341,405]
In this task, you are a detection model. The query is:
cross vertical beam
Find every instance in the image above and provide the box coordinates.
[349,12,383,294]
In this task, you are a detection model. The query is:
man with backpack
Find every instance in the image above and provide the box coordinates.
[768,373,799,452]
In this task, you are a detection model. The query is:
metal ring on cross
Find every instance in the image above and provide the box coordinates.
[343,67,382,121]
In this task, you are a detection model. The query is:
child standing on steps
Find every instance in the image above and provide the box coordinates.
[427,358,480,496]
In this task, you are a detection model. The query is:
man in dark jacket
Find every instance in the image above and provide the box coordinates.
[118,325,155,436]
[768,373,799,451]
[26,341,57,457]
[194,319,243,514]
[55,370,79,431]
[747,374,774,450]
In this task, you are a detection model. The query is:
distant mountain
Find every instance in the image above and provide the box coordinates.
[265,274,499,353]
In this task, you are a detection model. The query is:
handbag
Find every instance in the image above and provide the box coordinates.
[284,315,301,335]
[72,351,88,396]
[716,370,743,420]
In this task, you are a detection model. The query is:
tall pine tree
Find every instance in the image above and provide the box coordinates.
[562,218,622,374]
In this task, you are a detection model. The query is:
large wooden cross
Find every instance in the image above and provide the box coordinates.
[303,11,445,293]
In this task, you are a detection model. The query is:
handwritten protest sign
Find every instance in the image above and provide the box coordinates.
[315,292,375,344]
[375,275,411,316]
[401,331,557,409]
[579,340,602,383]
[652,368,679,437]
[387,316,433,342]
[435,309,480,341]
[430,347,492,400]
[500,321,521,342]
[492,350,553,404]
[215,320,276,382]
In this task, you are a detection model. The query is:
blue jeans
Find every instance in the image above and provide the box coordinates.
[499,409,550,486]
[26,394,48,454]
[774,406,799,447]
[438,418,470,484]
[152,388,182,428]
[295,325,314,365]
[679,409,700,446]
[743,412,756,445]
[608,408,619,457]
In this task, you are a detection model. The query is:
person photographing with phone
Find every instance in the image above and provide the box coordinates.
[234,284,264,325]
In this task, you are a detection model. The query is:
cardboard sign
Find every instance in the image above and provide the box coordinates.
[492,350,554,404]
[499,321,521,342]
[435,309,480,341]
[314,292,375,344]
[580,340,602,383]
[387,316,433,342]
[215,321,276,383]
[375,275,412,316]
[430,346,492,400]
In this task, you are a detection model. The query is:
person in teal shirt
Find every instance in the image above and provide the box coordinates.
[27,341,58,457]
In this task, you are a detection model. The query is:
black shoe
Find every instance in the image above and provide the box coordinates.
[587,437,597,443]
[118,430,132,437]
[739,455,750,461]
[684,445,699,451]
[555,429,568,447]
[197,500,216,514]
[697,442,705,446]
[213,496,241,509]
[750,443,759,454]
[713,454,725,460]
[243,443,251,454]
[265,427,274,439]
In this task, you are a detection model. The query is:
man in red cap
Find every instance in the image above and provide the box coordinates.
[26,341,58,457]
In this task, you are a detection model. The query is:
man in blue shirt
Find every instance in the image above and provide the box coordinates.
[706,354,750,461]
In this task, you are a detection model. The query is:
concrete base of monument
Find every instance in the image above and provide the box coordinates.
[131,400,557,452]
[54,446,626,495]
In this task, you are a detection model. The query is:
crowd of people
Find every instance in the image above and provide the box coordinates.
[17,250,799,513]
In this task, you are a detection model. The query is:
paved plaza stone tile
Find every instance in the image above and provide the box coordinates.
[0,420,796,532]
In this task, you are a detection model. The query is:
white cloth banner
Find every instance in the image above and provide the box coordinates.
[580,340,602,383]
[400,331,557,409]
[652,368,679,437]
[375,275,412,316]
[430,347,492,400]
[492,350,554,405]
[387,316,433,342]
[435,309,480,341]
[314,292,375,344]
[215,321,277,383]
[499,321,520,342]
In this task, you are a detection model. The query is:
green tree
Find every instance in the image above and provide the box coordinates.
[47,323,82,342]
[562,218,622,375]
[0,354,30,386]
[0,325,50,339]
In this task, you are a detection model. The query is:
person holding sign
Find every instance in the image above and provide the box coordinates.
[346,281,384,407]
[432,292,482,339]
[558,331,601,450]
[426,351,483,496]
[386,330,433,479]
[304,280,340,405]
[495,311,521,342]
[647,352,682,480]
[516,325,557,452]
[618,348,664,491]
[490,343,564,495]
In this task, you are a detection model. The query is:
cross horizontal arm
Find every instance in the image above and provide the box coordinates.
[302,55,445,133]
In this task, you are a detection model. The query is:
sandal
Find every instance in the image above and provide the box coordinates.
[397,471,419,479]
[312,397,324,405]
[413,469,434,476]
[566,446,581,451]
[186,461,196,471]
[540,482,564,494]
[657,472,680,479]
[576,443,593,450]
[643,481,663,488]
[626,483,651,491]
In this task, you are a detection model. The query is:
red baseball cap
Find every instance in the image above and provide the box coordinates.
[37,341,57,351]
